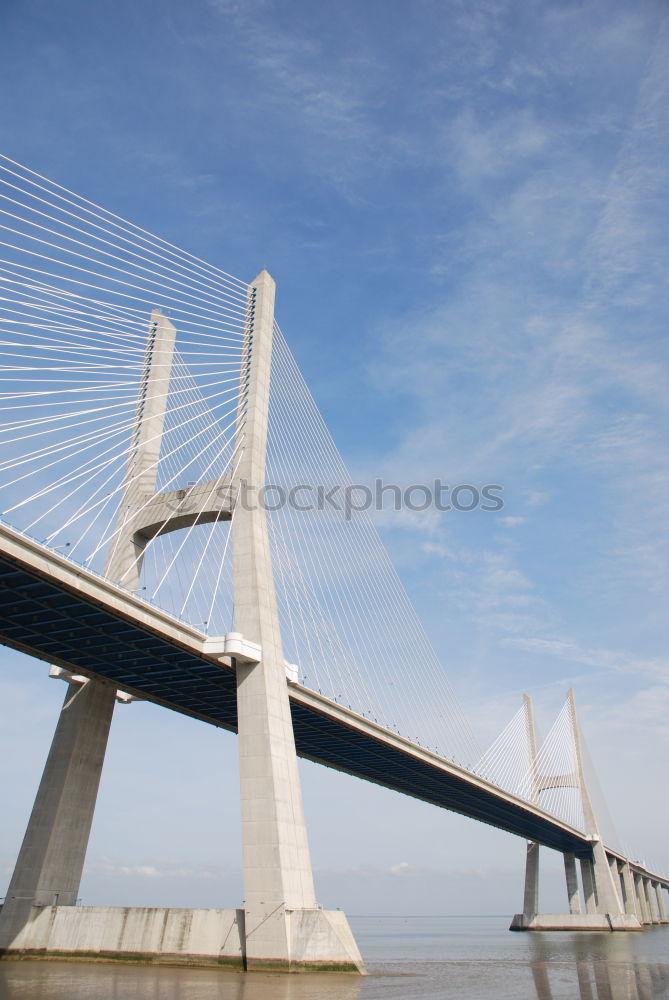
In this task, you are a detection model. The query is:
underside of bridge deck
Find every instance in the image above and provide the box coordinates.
[0,550,587,855]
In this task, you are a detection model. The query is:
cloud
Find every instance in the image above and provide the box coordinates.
[502,636,669,685]
[202,0,393,196]
[585,16,669,306]
[448,107,551,186]
[390,861,410,876]
[86,858,230,881]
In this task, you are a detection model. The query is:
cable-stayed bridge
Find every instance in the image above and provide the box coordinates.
[0,156,666,972]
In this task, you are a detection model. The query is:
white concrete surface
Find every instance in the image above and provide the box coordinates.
[564,852,582,914]
[0,679,117,948]
[2,905,245,966]
[510,912,643,931]
[0,904,364,971]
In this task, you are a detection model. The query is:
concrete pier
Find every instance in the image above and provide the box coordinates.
[0,904,363,971]
[522,842,540,919]
[0,906,245,967]
[580,857,597,914]
[644,878,658,923]
[635,873,651,923]
[591,840,623,916]
[0,679,116,948]
[564,852,582,914]
[621,862,639,919]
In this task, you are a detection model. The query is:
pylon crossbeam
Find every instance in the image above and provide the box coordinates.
[131,473,234,541]
[536,772,579,792]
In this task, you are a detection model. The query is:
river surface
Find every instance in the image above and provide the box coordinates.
[0,915,668,999]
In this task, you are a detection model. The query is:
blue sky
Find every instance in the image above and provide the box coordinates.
[1,0,668,915]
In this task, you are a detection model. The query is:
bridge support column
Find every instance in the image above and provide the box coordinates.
[0,678,116,948]
[564,852,581,914]
[580,857,598,914]
[654,882,668,923]
[644,878,659,924]
[590,842,626,920]
[634,873,651,923]
[522,842,540,919]
[620,862,640,920]
[608,855,620,896]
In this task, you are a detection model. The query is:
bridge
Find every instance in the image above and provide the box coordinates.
[0,155,666,972]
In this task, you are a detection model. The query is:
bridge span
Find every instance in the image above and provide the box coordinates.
[1,518,666,896]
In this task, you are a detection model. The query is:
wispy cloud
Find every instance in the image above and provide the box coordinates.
[503,636,669,684]
[86,857,233,881]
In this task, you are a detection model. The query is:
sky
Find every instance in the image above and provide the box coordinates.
[0,0,668,916]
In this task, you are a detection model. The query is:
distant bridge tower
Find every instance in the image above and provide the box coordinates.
[0,274,363,972]
[511,690,641,931]
[520,694,541,922]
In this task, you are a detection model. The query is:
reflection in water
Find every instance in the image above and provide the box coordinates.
[529,959,669,1000]
[528,933,669,1000]
[0,962,364,1000]
[3,956,669,1000]
[1,920,669,1000]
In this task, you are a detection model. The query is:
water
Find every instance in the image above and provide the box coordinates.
[0,916,668,999]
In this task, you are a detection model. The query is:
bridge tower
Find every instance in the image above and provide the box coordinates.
[0,274,363,971]
[229,271,362,970]
[511,690,641,931]
[520,694,540,922]
[0,309,177,947]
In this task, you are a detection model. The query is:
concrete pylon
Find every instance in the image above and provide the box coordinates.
[566,690,637,928]
[231,272,363,971]
[580,857,598,914]
[654,882,668,923]
[620,862,640,919]
[564,852,582,915]
[0,678,116,946]
[643,878,658,924]
[521,695,540,920]
[634,872,651,924]
[511,690,641,932]
[105,310,177,590]
[0,312,176,949]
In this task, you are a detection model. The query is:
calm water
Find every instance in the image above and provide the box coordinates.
[0,916,668,1000]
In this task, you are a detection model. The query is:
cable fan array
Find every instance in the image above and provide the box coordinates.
[0,154,247,632]
[0,153,637,850]
[473,698,585,830]
[473,692,632,841]
[519,700,586,832]
[579,723,624,855]
[266,324,481,769]
[474,702,537,800]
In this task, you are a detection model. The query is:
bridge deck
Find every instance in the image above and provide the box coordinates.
[0,525,619,858]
